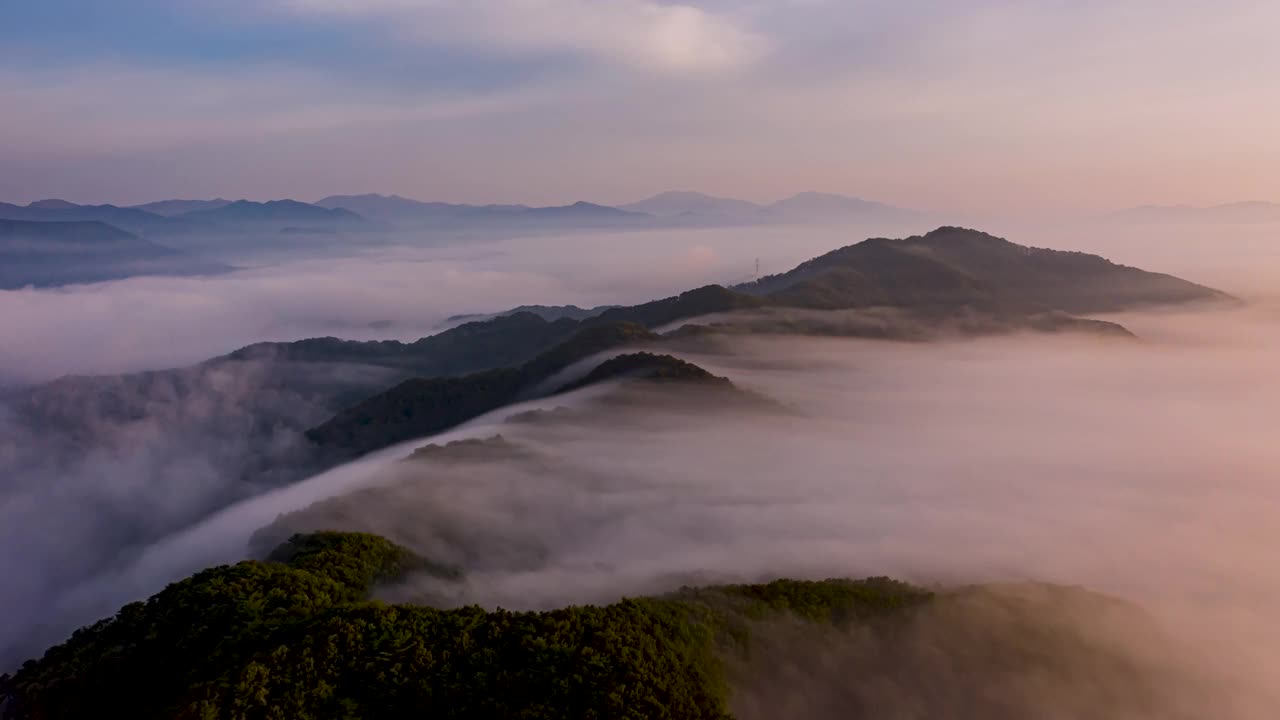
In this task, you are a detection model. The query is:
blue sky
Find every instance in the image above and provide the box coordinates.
[3,1,1277,211]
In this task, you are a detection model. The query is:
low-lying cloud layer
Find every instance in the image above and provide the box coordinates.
[0,221,924,385]
[8,301,1276,712]
[3,223,1279,716]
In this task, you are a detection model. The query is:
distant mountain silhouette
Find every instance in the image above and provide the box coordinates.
[179,199,372,230]
[0,219,230,289]
[313,194,460,221]
[446,304,618,325]
[130,199,233,216]
[1110,201,1280,224]
[524,201,641,220]
[8,191,932,236]
[767,192,921,221]
[620,191,765,219]
[618,190,922,224]
[315,193,648,227]
[0,201,207,238]
[25,199,81,210]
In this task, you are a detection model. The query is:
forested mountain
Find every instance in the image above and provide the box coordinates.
[303,322,664,456]
[0,531,1228,720]
[445,303,619,324]
[739,226,1228,312]
[618,190,925,224]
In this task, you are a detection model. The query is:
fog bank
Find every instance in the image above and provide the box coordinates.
[4,222,1280,709]
[0,219,930,385]
[85,302,1277,709]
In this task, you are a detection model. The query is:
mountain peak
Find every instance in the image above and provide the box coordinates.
[773,191,886,208]
[917,225,1002,241]
[27,199,80,209]
[767,192,916,219]
[620,191,763,218]
[179,198,367,225]
[128,198,232,216]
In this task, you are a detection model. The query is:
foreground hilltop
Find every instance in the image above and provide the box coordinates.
[0,532,1229,719]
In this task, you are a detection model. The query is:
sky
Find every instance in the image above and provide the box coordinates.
[2,0,1278,212]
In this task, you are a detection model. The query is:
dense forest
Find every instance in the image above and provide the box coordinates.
[1,532,1222,719]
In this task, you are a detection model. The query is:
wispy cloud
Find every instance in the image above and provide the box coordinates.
[275,0,768,73]
[4,0,1279,209]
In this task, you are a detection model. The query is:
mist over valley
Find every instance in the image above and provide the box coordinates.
[3,214,1278,717]
[6,1,1280,714]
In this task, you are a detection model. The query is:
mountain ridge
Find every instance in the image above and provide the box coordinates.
[739,226,1230,313]
[1110,200,1280,224]
[314,193,649,226]
[178,199,371,229]
[0,201,208,238]
[130,198,233,216]
[0,219,232,289]
[620,190,766,218]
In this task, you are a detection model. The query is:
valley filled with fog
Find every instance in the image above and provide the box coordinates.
[3,218,1280,716]
[9,2,1280,715]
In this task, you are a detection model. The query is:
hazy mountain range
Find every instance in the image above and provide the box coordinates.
[314,195,649,227]
[129,199,233,216]
[0,190,926,238]
[4,193,1279,240]
[0,191,931,289]
[319,190,926,226]
[0,200,208,238]
[0,219,231,289]
[181,199,372,230]
[3,191,1277,291]
[1108,201,1280,224]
